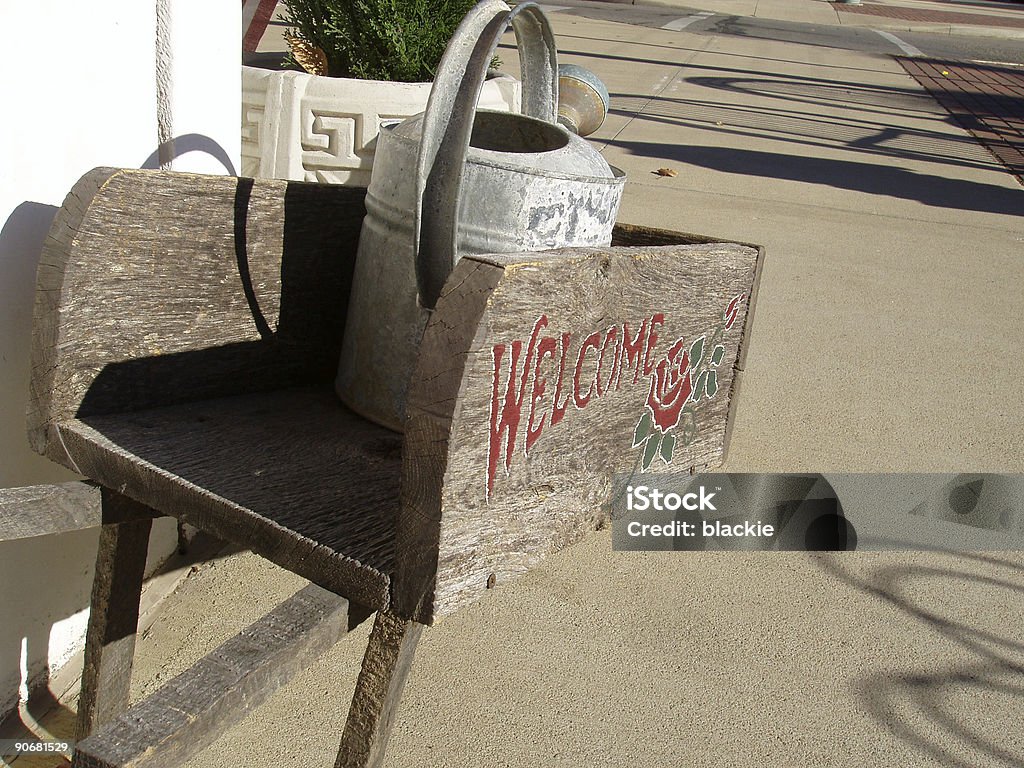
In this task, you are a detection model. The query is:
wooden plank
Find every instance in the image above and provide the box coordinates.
[706,241,764,462]
[77,496,154,739]
[734,245,765,371]
[72,584,352,768]
[57,388,398,612]
[613,223,766,370]
[612,221,761,252]
[0,482,101,540]
[334,611,423,768]
[395,261,505,618]
[29,168,367,470]
[612,222,725,247]
[398,242,761,622]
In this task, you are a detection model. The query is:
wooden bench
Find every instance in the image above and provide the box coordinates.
[27,167,763,767]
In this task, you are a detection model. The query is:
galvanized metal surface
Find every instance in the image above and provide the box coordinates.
[557,64,612,137]
[336,0,626,431]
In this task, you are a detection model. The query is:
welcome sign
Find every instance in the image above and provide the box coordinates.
[398,237,764,621]
[487,295,746,496]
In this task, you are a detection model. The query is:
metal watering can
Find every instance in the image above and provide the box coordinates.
[336,0,626,431]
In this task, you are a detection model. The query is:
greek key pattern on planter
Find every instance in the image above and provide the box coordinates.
[299,101,366,184]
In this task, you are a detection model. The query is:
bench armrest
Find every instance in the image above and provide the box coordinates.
[397,241,763,622]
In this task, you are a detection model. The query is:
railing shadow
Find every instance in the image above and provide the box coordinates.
[535,35,1024,212]
[813,551,1024,766]
[607,90,1001,174]
[605,139,1023,216]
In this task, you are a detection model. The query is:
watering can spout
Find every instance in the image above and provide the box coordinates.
[557,64,611,137]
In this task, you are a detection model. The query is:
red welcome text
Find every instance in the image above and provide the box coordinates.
[487,313,664,496]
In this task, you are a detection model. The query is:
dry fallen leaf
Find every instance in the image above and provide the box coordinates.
[653,167,678,177]
[284,31,328,76]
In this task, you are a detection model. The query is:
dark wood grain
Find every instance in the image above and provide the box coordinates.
[29,167,765,768]
[60,388,399,611]
[611,222,727,247]
[77,496,153,739]
[335,611,423,768]
[0,482,101,540]
[72,584,352,768]
[29,168,366,469]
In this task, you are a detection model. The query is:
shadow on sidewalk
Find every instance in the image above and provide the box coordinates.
[556,39,1022,213]
[552,33,901,76]
[608,140,1022,215]
[609,90,1003,175]
[811,552,1024,767]
[551,30,1024,206]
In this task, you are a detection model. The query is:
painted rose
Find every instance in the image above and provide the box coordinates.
[646,338,692,433]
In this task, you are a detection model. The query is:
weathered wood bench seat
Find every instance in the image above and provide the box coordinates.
[29,168,763,768]
[65,388,400,609]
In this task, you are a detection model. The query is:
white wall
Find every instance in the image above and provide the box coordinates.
[0,0,241,717]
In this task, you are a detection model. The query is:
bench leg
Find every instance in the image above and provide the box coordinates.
[76,491,154,739]
[335,610,424,768]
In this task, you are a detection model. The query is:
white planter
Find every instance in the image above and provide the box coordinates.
[241,65,521,186]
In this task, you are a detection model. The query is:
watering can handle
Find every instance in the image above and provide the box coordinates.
[415,0,559,310]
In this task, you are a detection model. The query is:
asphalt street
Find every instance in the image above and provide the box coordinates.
[539,0,1024,62]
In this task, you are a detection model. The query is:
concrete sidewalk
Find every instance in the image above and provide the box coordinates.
[557,8,1022,474]
[36,4,1024,768]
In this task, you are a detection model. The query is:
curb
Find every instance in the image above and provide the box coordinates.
[839,18,1024,40]
[826,2,1024,41]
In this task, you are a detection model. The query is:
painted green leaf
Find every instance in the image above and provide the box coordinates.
[711,345,725,365]
[633,411,652,447]
[660,431,676,465]
[706,369,718,397]
[694,370,709,400]
[642,433,661,470]
[689,337,705,370]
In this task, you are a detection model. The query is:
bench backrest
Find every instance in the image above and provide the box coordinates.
[29,168,366,466]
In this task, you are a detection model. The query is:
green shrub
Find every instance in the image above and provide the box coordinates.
[283,0,481,81]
